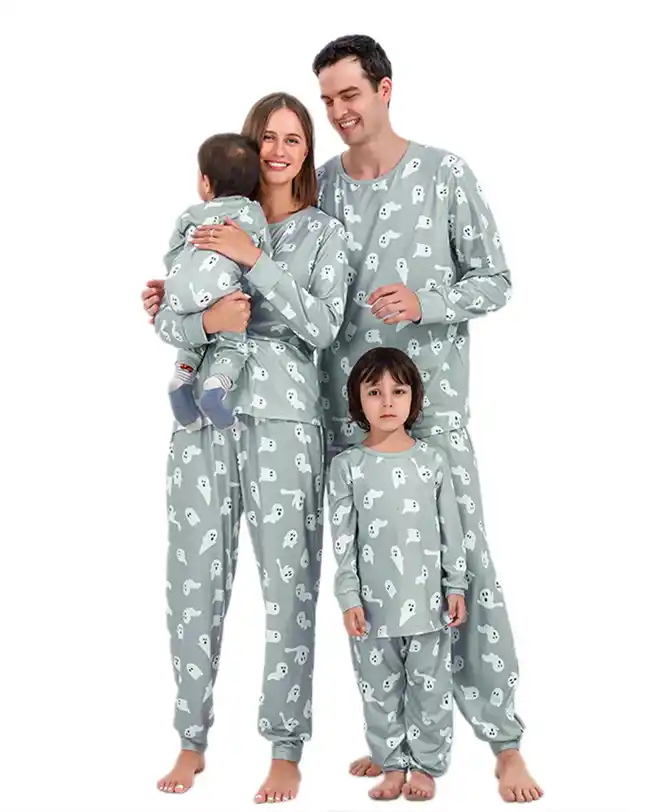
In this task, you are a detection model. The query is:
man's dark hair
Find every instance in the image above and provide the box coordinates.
[197,133,260,199]
[312,35,392,90]
[347,347,424,432]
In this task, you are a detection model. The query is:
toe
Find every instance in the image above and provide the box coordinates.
[174,782,186,793]
[503,786,517,803]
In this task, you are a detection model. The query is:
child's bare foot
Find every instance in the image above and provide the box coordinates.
[369,770,407,801]
[496,750,543,802]
[402,771,436,801]
[350,755,383,777]
[254,759,301,804]
[157,750,205,794]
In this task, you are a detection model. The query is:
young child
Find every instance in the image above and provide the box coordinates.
[155,133,270,428]
[327,347,468,802]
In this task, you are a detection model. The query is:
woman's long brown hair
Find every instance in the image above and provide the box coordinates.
[241,92,318,209]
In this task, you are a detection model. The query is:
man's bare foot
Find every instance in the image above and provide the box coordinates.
[254,759,301,804]
[496,749,543,803]
[157,750,205,794]
[402,771,436,801]
[350,755,383,777]
[369,770,407,801]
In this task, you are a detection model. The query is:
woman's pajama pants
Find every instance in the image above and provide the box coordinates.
[166,415,325,762]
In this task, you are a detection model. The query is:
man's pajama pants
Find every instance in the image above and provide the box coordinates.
[166,414,325,762]
[327,425,525,754]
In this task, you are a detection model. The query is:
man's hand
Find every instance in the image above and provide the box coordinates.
[447,594,467,627]
[368,283,422,324]
[343,606,367,638]
[142,279,165,323]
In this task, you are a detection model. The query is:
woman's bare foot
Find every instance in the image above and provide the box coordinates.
[350,755,383,777]
[254,759,301,804]
[369,770,407,801]
[402,771,436,801]
[496,750,543,803]
[157,750,205,794]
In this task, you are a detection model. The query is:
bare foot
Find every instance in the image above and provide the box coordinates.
[350,755,383,778]
[402,771,436,801]
[496,749,543,803]
[254,759,301,804]
[369,770,407,801]
[157,749,205,794]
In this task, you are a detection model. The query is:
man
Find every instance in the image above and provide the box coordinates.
[312,35,541,803]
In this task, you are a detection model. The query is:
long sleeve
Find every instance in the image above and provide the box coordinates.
[327,453,362,612]
[244,221,348,350]
[435,452,467,595]
[153,295,210,350]
[416,157,512,325]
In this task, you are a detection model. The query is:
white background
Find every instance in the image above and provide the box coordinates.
[1,1,648,810]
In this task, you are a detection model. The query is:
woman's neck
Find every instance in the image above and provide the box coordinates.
[259,182,301,224]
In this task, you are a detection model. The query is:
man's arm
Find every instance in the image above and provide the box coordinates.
[327,453,362,612]
[416,157,512,325]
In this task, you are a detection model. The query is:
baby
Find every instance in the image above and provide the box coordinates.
[155,133,270,428]
[327,347,468,801]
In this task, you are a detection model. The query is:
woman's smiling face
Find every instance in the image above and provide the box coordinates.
[258,108,308,189]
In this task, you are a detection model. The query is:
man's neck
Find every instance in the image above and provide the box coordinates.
[342,130,409,181]
[260,183,300,223]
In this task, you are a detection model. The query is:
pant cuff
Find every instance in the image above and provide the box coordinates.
[491,738,521,756]
[272,742,303,763]
[181,737,206,754]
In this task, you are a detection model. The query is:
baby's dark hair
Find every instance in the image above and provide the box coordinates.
[197,133,260,199]
[347,347,424,432]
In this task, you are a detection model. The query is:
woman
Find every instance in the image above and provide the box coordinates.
[143,93,349,803]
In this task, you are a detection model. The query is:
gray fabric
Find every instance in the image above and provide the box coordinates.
[351,631,453,777]
[316,142,511,449]
[327,441,466,636]
[166,415,324,761]
[157,207,349,430]
[155,196,270,393]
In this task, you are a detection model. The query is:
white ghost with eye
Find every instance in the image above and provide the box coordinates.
[276,559,294,583]
[296,612,312,630]
[399,600,417,626]
[283,529,299,549]
[334,533,355,556]
[415,565,428,586]
[390,546,405,575]
[182,608,201,624]
[197,634,211,659]
[478,624,500,643]
[385,580,397,599]
[266,601,280,616]
[266,630,281,643]
[285,645,309,665]
[199,528,218,555]
[482,653,505,672]
[368,519,388,538]
[478,589,504,610]
[402,499,419,514]
[362,489,383,509]
[296,584,313,602]
[392,467,407,489]
[259,467,277,482]
[365,329,383,344]
[267,662,289,681]
[359,682,384,706]
[414,670,437,692]
[287,684,301,704]
[210,559,222,580]
[220,496,233,516]
[406,529,421,545]
[263,504,284,525]
[361,586,383,606]
[183,579,201,596]
[361,544,375,565]
[176,698,191,714]
[184,508,200,527]
[186,663,203,681]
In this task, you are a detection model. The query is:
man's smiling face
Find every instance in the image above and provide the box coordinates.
[318,56,391,146]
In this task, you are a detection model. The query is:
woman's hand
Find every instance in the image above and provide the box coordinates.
[192,217,262,268]
[202,291,251,334]
[142,279,165,323]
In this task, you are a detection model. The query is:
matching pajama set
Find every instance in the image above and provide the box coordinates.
[317,142,526,753]
[327,441,467,776]
[159,207,348,759]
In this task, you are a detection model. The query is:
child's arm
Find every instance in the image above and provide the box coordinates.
[327,453,363,615]
[435,451,468,596]
[244,218,349,350]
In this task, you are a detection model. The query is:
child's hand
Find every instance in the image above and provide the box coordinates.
[343,607,367,637]
[447,594,467,627]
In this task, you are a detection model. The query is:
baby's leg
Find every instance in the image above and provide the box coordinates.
[199,336,247,429]
[169,355,202,426]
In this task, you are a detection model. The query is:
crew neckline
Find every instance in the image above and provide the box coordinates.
[267,205,317,227]
[336,141,415,185]
[360,439,418,457]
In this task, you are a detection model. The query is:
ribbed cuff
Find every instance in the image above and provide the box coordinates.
[337,591,363,612]
[181,737,206,753]
[445,588,466,596]
[272,742,303,763]
[245,252,283,296]
[184,312,209,346]
[415,290,447,325]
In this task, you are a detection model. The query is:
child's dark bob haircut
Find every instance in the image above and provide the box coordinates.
[347,347,424,432]
[197,133,260,199]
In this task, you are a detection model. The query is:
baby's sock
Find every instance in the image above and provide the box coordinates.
[199,373,234,428]
[169,363,201,426]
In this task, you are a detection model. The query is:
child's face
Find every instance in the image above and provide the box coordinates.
[197,168,212,202]
[360,371,412,433]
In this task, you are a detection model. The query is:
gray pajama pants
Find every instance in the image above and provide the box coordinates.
[166,414,325,761]
[352,631,453,777]
[327,426,525,754]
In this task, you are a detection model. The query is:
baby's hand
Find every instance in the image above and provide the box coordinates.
[447,594,467,627]
[343,606,367,638]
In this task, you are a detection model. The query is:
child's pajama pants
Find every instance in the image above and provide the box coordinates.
[351,631,453,777]
[166,414,325,762]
